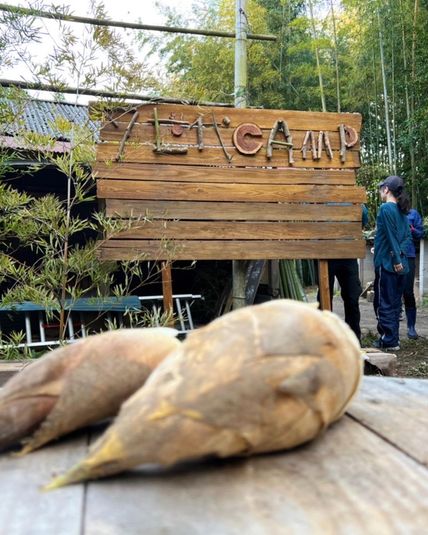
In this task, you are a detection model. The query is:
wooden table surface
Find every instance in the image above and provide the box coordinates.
[1,376,427,535]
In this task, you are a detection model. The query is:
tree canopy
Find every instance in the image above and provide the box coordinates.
[145,0,428,219]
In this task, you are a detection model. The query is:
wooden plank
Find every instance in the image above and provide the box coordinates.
[161,262,174,326]
[95,163,357,185]
[318,260,331,311]
[347,377,428,466]
[98,239,367,261]
[0,361,27,386]
[97,181,366,203]
[97,143,361,169]
[100,102,362,131]
[83,412,428,534]
[118,221,362,240]
[0,433,87,534]
[105,199,362,222]
[100,123,361,151]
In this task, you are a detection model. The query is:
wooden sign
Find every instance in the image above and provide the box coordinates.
[95,103,366,261]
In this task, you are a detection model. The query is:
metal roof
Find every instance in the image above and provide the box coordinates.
[1,98,98,141]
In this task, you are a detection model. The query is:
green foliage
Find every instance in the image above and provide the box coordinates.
[0,2,169,353]
[279,260,306,301]
[3,0,428,353]
[144,0,428,220]
[0,331,36,359]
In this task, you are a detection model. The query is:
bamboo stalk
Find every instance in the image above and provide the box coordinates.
[0,3,276,41]
[330,0,341,113]
[232,0,248,311]
[308,0,327,112]
[377,8,393,172]
[0,79,234,107]
[410,0,419,205]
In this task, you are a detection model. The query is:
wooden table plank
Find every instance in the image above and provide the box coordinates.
[0,361,27,386]
[0,433,88,535]
[83,406,428,533]
[2,377,427,534]
[347,377,428,466]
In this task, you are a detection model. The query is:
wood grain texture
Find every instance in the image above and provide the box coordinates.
[83,408,428,534]
[95,103,363,261]
[118,221,362,240]
[1,378,427,534]
[0,361,27,386]
[100,123,361,151]
[105,199,362,222]
[98,239,367,260]
[99,103,363,131]
[347,377,428,467]
[97,143,361,169]
[318,260,331,311]
[97,181,366,203]
[94,163,357,185]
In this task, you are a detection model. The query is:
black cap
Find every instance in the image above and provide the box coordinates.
[378,175,404,191]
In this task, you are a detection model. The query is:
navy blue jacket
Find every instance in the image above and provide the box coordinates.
[374,202,412,274]
[406,208,424,258]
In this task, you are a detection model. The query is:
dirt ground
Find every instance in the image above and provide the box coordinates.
[332,294,428,378]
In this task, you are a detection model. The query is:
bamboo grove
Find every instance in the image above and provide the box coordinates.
[149,0,428,222]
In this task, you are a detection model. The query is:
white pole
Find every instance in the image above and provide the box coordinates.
[234,0,247,108]
[232,0,248,309]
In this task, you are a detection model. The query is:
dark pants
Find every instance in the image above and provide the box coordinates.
[327,259,362,341]
[403,257,416,310]
[373,266,406,347]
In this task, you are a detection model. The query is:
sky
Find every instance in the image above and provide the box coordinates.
[1,0,195,26]
[0,0,197,101]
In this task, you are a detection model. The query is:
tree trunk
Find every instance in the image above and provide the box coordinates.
[330,0,341,113]
[377,8,393,172]
[308,0,327,112]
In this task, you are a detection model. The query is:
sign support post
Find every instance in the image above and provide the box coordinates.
[233,0,249,310]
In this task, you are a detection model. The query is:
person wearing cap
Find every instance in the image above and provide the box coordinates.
[373,175,412,350]
[403,207,424,339]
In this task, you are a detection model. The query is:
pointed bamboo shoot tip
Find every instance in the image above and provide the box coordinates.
[42,463,89,491]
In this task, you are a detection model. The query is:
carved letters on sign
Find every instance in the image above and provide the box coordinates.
[232,123,263,155]
[148,110,359,163]
[96,104,364,262]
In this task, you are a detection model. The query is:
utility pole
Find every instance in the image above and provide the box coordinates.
[232,0,248,309]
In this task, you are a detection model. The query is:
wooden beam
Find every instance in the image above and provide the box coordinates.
[95,163,358,185]
[97,181,366,203]
[318,260,331,311]
[105,199,363,222]
[117,221,362,240]
[99,239,367,261]
[97,143,361,169]
[161,262,174,327]
[106,104,363,132]
[99,124,361,151]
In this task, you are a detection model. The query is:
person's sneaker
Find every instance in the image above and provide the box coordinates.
[373,339,400,351]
